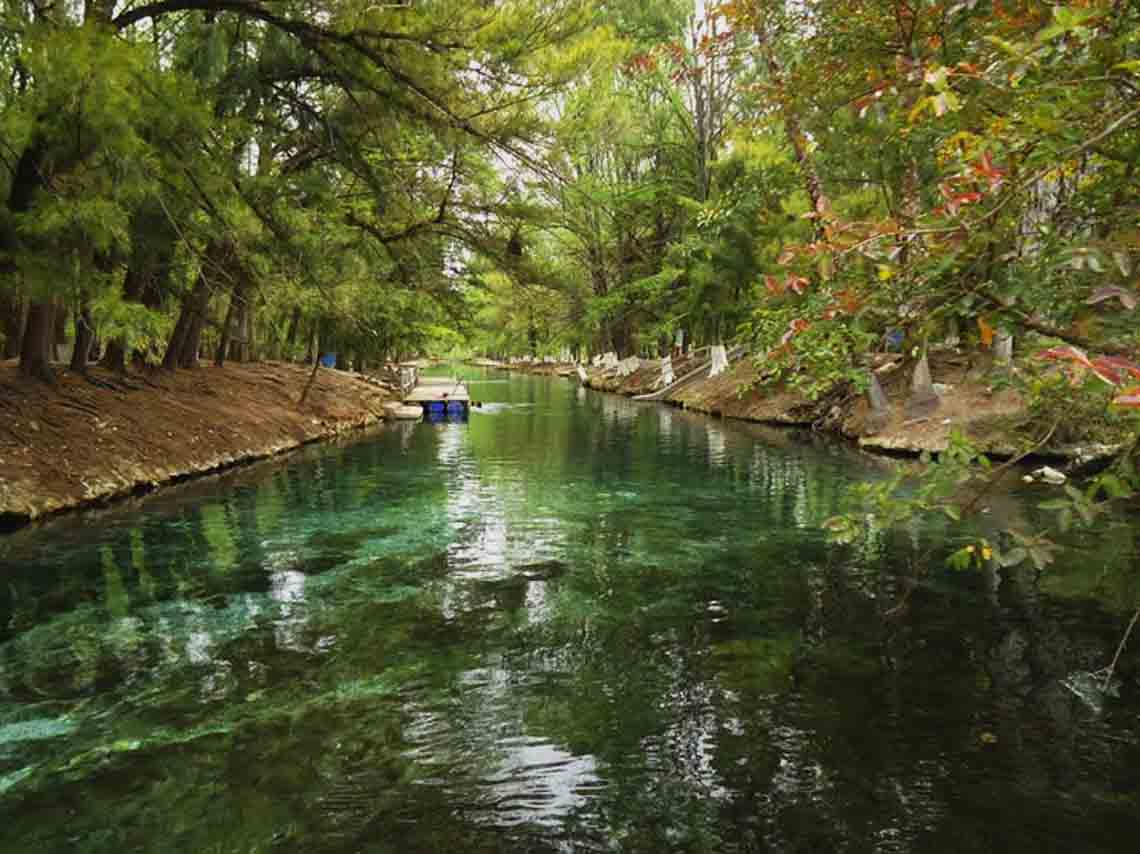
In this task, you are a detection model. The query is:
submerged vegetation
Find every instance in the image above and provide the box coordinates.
[2,6,1140,847]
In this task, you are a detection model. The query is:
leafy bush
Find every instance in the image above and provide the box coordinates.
[744,299,875,400]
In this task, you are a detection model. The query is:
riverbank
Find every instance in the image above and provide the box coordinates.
[502,351,1123,465]
[0,361,392,527]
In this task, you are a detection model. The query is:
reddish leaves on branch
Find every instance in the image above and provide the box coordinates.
[1037,346,1140,407]
[625,52,657,74]
[763,272,809,297]
[973,151,1006,190]
[933,152,1004,217]
[821,290,862,320]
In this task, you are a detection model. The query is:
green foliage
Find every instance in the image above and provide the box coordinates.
[1020,369,1129,445]
[744,301,875,400]
[824,431,989,543]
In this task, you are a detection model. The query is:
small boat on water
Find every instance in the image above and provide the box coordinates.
[403,377,471,422]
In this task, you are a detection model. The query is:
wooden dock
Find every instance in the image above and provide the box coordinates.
[404,377,470,418]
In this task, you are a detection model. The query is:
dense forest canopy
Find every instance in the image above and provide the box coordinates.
[0,0,1137,387]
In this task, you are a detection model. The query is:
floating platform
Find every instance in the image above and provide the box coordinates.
[404,377,470,422]
[383,402,425,421]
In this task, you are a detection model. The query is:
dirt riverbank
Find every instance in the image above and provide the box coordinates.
[504,352,1122,465]
[0,361,392,527]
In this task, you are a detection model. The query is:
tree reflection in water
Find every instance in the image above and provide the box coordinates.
[0,371,1136,852]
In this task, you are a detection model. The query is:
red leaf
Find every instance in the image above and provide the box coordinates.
[780,317,810,345]
[1039,346,1120,386]
[1037,345,1094,371]
[764,274,785,296]
[972,151,1006,189]
[785,274,809,295]
[1092,356,1140,384]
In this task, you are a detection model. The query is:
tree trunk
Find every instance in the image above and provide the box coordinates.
[104,208,176,372]
[102,337,128,373]
[284,306,301,360]
[19,300,55,382]
[2,293,24,358]
[215,285,239,367]
[52,306,68,363]
[239,299,253,361]
[70,294,94,373]
[228,294,249,362]
[304,322,317,364]
[759,46,831,221]
[181,300,207,368]
[299,358,320,408]
[163,271,209,370]
[6,137,54,379]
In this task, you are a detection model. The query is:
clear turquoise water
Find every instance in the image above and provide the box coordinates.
[1,369,1138,852]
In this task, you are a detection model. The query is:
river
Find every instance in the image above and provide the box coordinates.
[1,369,1138,852]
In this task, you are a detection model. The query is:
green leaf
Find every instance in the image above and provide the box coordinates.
[1058,508,1073,533]
[1097,473,1132,499]
[947,547,973,571]
[998,547,1027,568]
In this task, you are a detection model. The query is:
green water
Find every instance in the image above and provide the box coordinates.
[1,370,1138,853]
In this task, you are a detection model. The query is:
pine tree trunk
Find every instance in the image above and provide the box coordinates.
[2,293,24,359]
[70,295,94,373]
[102,338,128,373]
[104,263,147,372]
[228,294,250,363]
[236,299,251,362]
[284,306,301,360]
[52,306,68,363]
[299,358,320,408]
[164,271,209,370]
[304,322,317,364]
[19,300,55,382]
[163,298,193,371]
[105,206,177,371]
[215,287,238,367]
[181,305,207,368]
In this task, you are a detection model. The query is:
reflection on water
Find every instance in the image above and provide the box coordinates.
[0,368,1138,853]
